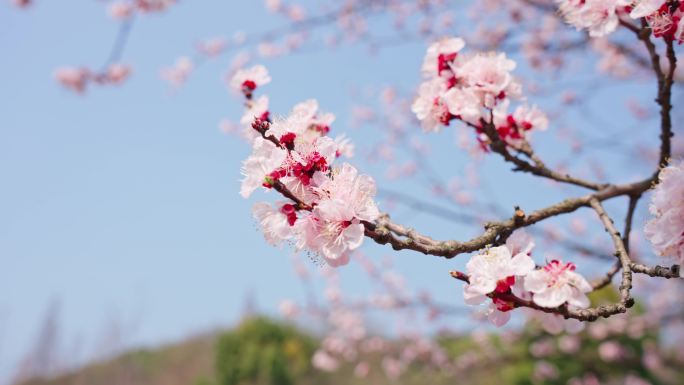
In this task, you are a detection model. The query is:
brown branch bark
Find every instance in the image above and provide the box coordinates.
[366,178,651,259]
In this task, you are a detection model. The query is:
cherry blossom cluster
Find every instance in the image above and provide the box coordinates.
[645,159,684,264]
[54,64,132,93]
[235,65,377,267]
[411,37,548,149]
[557,0,684,41]
[460,230,592,327]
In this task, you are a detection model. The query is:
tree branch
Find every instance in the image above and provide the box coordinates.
[588,198,634,313]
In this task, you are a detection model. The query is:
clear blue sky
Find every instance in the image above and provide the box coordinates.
[0,1,668,382]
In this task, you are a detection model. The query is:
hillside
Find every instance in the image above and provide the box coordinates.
[18,332,216,385]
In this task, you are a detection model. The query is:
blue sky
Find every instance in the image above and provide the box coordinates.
[0,1,671,382]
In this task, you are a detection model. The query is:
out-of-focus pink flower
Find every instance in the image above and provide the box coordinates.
[136,0,176,13]
[160,56,193,88]
[353,361,370,378]
[381,357,404,380]
[54,67,90,93]
[264,0,282,13]
[287,4,306,21]
[12,0,31,8]
[104,63,132,84]
[598,340,623,362]
[533,361,559,381]
[312,350,339,372]
[625,375,653,385]
[108,1,134,19]
[197,37,227,57]
[558,335,581,354]
[279,299,298,319]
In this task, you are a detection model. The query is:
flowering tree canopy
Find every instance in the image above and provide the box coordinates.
[234,17,681,324]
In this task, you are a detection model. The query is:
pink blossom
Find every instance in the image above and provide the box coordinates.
[160,56,193,87]
[624,375,653,385]
[264,0,282,13]
[463,231,535,327]
[239,137,287,198]
[104,63,132,84]
[512,104,548,132]
[197,37,227,57]
[558,335,581,353]
[644,159,684,264]
[312,350,339,372]
[524,259,592,308]
[295,202,364,267]
[289,99,335,135]
[240,95,270,126]
[135,0,175,13]
[381,357,404,380]
[278,299,298,318]
[353,361,370,378]
[314,163,380,221]
[629,0,667,19]
[229,64,271,95]
[287,4,306,21]
[108,1,134,19]
[598,340,624,362]
[54,67,90,93]
[421,37,465,77]
[12,0,31,7]
[411,78,452,132]
[252,202,295,245]
[463,236,535,305]
[453,52,521,108]
[530,310,585,334]
[333,134,355,158]
[443,86,481,125]
[557,0,621,37]
[533,361,559,381]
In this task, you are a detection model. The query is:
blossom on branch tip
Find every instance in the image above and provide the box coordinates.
[463,230,536,326]
[230,64,271,96]
[413,36,542,150]
[421,37,465,77]
[464,243,534,303]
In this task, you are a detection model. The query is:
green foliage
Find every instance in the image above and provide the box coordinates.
[214,317,317,385]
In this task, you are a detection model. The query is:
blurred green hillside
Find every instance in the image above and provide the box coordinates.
[17,310,684,385]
